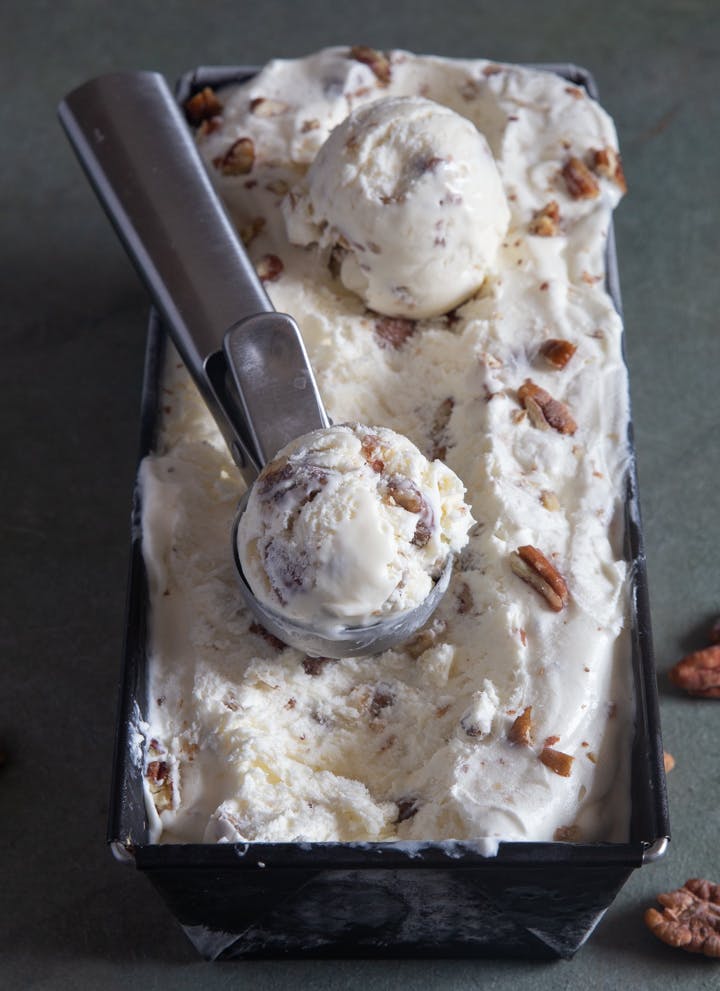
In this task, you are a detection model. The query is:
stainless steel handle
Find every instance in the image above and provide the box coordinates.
[58,70,329,480]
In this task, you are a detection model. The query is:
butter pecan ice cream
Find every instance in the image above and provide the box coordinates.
[140,48,634,848]
[237,423,473,631]
[283,95,510,318]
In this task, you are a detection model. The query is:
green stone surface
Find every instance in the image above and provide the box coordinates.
[3,0,719,986]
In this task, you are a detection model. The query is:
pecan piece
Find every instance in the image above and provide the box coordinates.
[518,378,577,435]
[250,97,289,117]
[302,656,334,676]
[406,618,447,659]
[239,216,266,246]
[663,751,676,773]
[590,146,627,193]
[561,156,599,200]
[430,397,454,460]
[645,879,720,958]
[374,316,417,349]
[348,45,391,85]
[146,759,173,812]
[510,545,568,612]
[249,621,285,651]
[539,747,574,777]
[213,137,255,176]
[184,86,223,125]
[395,798,420,823]
[529,200,560,237]
[539,338,577,370]
[508,706,534,746]
[256,254,284,282]
[554,824,582,842]
[669,645,720,698]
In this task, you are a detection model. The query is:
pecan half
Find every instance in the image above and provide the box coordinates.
[518,378,577,435]
[213,137,255,176]
[508,706,534,746]
[669,645,720,698]
[256,254,284,282]
[561,156,599,200]
[539,747,574,777]
[645,879,720,957]
[374,316,417,349]
[510,545,568,612]
[348,45,391,85]
[529,200,560,237]
[590,146,627,193]
[539,339,577,370]
[184,86,223,125]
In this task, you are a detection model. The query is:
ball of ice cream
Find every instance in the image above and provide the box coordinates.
[283,96,510,319]
[237,423,473,630]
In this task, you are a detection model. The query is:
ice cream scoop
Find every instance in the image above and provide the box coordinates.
[284,95,510,318]
[59,71,467,657]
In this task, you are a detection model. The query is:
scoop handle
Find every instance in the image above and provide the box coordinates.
[58,71,328,478]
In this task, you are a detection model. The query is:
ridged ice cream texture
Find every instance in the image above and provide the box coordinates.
[140,48,634,848]
[237,423,473,630]
[283,95,511,318]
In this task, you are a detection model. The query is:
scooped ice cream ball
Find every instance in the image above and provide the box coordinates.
[237,423,473,631]
[283,96,510,318]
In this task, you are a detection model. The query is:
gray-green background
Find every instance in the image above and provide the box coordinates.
[3,1,719,987]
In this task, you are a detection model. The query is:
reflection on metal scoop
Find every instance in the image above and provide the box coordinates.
[58,70,454,658]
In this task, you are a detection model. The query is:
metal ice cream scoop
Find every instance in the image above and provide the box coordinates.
[58,70,452,658]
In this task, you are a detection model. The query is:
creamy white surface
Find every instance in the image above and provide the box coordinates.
[284,95,510,318]
[141,48,634,847]
[237,423,472,629]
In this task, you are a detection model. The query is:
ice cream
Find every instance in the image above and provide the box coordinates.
[237,423,473,631]
[283,96,510,318]
[140,48,634,849]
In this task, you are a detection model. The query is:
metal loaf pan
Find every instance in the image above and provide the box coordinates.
[107,62,670,961]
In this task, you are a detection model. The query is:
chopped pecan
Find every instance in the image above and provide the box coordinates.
[348,45,391,85]
[370,684,395,717]
[508,706,534,746]
[529,200,561,237]
[645,879,720,957]
[385,476,423,514]
[554,824,582,842]
[406,618,447,659]
[213,137,255,176]
[146,760,173,812]
[539,747,574,777]
[456,581,473,615]
[374,316,417,349]
[249,621,285,651]
[250,97,289,117]
[540,489,560,512]
[430,397,454,460]
[395,798,420,823]
[539,339,577,370]
[360,433,385,473]
[669,645,720,698]
[518,378,577,435]
[184,86,223,125]
[510,545,568,612]
[590,146,627,193]
[239,216,265,246]
[561,156,599,200]
[265,178,289,196]
[256,254,284,282]
[302,656,333,676]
